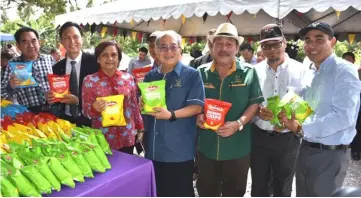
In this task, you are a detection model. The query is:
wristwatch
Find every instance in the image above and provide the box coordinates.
[236,119,244,131]
[169,111,176,122]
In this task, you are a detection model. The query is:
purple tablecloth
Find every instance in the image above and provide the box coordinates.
[47,151,156,197]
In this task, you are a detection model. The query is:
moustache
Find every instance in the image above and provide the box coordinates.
[217,52,231,56]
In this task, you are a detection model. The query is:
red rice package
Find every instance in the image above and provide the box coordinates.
[48,74,70,102]
[132,66,152,83]
[203,99,232,131]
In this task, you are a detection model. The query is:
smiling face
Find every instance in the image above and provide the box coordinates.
[16,31,40,60]
[60,26,83,58]
[212,37,239,66]
[98,45,119,72]
[157,35,181,67]
[304,29,335,66]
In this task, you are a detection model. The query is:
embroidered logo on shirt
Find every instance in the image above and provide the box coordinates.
[234,75,243,83]
[174,79,182,87]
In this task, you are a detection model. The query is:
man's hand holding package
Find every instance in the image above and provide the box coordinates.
[9,75,21,89]
[60,94,79,105]
[278,109,299,133]
[259,106,274,121]
[217,121,239,137]
[196,114,206,129]
[147,107,171,120]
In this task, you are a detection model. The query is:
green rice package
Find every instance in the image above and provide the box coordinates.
[266,95,282,127]
[56,152,84,182]
[278,90,313,124]
[138,80,167,113]
[71,151,94,178]
[20,165,52,194]
[18,150,61,192]
[82,127,112,155]
[1,159,41,197]
[47,157,75,188]
[86,143,111,170]
[72,142,105,173]
[1,153,25,169]
[0,176,19,197]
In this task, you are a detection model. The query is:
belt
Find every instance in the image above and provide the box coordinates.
[302,140,349,150]
[259,128,292,137]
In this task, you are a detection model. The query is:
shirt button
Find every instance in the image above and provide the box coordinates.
[275,76,278,78]
[275,90,277,92]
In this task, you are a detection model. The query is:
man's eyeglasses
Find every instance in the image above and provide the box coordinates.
[158,45,180,52]
[261,41,283,50]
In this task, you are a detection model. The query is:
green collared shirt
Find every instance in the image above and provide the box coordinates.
[197,59,264,160]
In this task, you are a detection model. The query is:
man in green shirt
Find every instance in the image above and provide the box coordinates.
[196,23,264,196]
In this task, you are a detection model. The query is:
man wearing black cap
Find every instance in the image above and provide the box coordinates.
[279,22,361,196]
[251,24,308,197]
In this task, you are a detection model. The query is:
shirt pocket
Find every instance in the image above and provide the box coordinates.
[167,87,187,110]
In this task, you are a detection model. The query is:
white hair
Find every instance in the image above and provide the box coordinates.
[155,30,182,47]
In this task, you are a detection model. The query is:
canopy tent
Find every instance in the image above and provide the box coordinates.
[55,0,361,41]
[0,32,15,42]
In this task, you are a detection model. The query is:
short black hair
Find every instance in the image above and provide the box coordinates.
[14,27,39,43]
[342,52,355,61]
[59,21,83,39]
[50,48,59,54]
[239,43,254,53]
[139,47,148,54]
[95,41,122,63]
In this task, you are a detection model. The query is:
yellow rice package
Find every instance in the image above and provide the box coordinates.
[5,126,28,144]
[56,119,75,137]
[97,95,126,127]
[1,99,13,107]
[37,123,59,140]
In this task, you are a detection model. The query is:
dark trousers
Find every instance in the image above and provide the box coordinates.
[197,152,250,197]
[63,114,91,127]
[251,125,300,197]
[153,160,194,197]
[351,130,361,152]
[118,145,135,155]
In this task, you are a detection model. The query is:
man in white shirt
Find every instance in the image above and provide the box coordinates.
[251,24,308,197]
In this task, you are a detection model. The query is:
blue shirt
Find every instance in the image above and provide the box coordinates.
[302,54,361,145]
[143,61,205,162]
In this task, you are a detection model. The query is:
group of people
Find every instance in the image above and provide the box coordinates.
[1,20,361,197]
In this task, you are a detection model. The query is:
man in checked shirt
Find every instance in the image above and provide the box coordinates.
[1,27,53,113]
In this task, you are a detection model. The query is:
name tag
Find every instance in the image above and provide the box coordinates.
[230,83,246,87]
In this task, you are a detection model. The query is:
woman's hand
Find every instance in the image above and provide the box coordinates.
[93,99,107,112]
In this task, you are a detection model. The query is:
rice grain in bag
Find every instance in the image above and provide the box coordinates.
[132,66,152,83]
[97,95,126,127]
[47,74,70,102]
[8,61,37,88]
[278,90,313,124]
[139,80,167,113]
[203,99,232,131]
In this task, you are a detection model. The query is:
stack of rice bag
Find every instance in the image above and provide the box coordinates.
[0,108,113,197]
[1,100,29,119]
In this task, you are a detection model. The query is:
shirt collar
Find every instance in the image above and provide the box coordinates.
[157,61,182,76]
[210,59,237,76]
[98,69,122,78]
[66,51,82,63]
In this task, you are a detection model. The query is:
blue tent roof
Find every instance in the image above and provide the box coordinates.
[0,32,15,41]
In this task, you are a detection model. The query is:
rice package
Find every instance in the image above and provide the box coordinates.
[97,95,126,127]
[138,80,167,113]
[56,152,84,182]
[203,99,232,131]
[266,95,282,127]
[132,66,152,83]
[71,141,105,173]
[1,159,40,197]
[278,90,313,124]
[47,157,75,188]
[86,143,111,170]
[48,74,70,102]
[8,61,37,88]
[0,176,19,197]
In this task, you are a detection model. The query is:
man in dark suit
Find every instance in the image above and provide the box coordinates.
[47,21,99,126]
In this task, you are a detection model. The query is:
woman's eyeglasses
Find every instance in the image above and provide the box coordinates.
[261,41,283,50]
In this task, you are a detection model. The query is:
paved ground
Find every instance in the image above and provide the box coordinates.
[193,150,361,197]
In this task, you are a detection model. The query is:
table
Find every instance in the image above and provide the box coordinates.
[47,151,156,197]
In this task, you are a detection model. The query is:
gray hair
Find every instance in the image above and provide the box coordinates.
[155,30,182,47]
